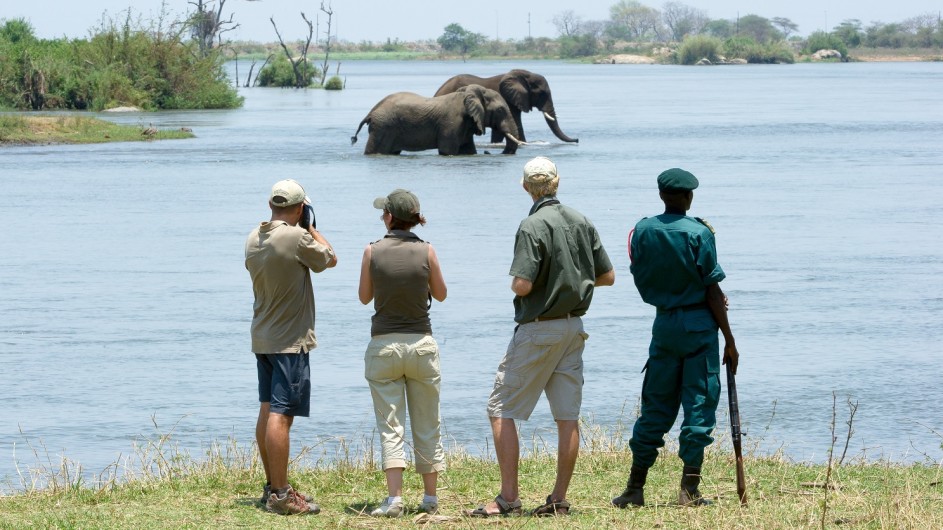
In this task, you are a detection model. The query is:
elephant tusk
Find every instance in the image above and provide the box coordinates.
[543,111,556,122]
[506,133,526,146]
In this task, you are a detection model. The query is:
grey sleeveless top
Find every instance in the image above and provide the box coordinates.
[370,230,432,336]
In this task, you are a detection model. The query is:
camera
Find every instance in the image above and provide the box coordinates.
[300,196,316,229]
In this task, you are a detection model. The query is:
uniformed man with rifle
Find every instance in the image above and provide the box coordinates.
[613,168,741,508]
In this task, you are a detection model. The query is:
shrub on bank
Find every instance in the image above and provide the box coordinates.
[323,75,344,90]
[724,36,795,64]
[805,31,850,60]
[677,35,722,64]
[0,16,242,111]
[257,55,321,88]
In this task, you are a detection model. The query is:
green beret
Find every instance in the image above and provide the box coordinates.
[657,168,699,192]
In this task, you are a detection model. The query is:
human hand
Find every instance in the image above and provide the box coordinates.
[722,342,739,375]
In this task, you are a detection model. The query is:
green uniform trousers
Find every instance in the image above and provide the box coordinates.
[629,306,721,469]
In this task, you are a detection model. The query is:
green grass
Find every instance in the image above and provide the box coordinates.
[0,115,194,145]
[2,419,941,529]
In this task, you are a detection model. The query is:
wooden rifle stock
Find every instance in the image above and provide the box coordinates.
[726,363,747,505]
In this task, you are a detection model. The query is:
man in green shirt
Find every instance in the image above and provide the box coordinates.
[470,157,615,517]
[613,168,739,508]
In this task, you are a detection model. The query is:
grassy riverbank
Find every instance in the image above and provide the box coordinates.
[2,431,940,529]
[0,116,193,146]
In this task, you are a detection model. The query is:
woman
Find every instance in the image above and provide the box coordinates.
[358,189,448,518]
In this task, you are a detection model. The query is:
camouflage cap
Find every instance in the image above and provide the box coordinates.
[270,179,306,207]
[657,168,699,192]
[373,189,421,222]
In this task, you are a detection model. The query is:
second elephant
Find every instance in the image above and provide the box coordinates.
[434,69,579,145]
[351,85,523,155]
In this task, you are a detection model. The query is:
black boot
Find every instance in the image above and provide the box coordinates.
[679,466,711,506]
[612,465,647,508]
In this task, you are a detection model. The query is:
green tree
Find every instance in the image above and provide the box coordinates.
[704,19,735,39]
[559,34,599,57]
[0,18,36,44]
[737,14,783,43]
[437,23,485,59]
[832,19,863,48]
[771,17,799,39]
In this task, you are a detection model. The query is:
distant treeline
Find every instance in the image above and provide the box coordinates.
[2,1,941,110]
[0,13,242,111]
[227,6,942,65]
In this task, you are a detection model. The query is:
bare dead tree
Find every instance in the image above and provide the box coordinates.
[188,0,240,57]
[318,2,334,87]
[270,16,315,88]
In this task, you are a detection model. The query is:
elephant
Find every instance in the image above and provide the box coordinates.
[351,84,523,155]
[433,69,579,145]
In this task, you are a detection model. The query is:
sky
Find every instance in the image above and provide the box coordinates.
[7,0,942,43]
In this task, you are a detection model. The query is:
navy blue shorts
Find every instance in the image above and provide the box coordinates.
[256,353,311,417]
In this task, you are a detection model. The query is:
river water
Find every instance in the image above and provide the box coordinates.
[1,59,941,489]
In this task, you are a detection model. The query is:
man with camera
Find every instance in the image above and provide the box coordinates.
[245,179,337,515]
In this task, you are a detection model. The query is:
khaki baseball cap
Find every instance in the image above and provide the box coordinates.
[373,189,421,222]
[521,156,559,184]
[270,179,306,207]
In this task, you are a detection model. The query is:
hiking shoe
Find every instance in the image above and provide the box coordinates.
[417,499,439,515]
[266,487,321,515]
[371,498,405,517]
[261,483,313,505]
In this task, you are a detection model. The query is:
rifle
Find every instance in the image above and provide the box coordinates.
[726,363,747,505]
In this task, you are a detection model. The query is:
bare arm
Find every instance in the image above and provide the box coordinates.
[427,244,447,302]
[706,282,739,374]
[308,226,338,268]
[511,276,533,297]
[595,268,615,287]
[358,244,373,305]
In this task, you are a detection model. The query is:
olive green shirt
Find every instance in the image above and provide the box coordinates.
[245,221,335,354]
[369,230,433,336]
[509,196,613,324]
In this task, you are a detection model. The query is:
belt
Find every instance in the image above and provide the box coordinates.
[657,302,708,314]
[532,313,572,323]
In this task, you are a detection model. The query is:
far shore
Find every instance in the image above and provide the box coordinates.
[0,115,194,146]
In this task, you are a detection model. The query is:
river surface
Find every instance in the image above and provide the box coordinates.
[1,59,942,489]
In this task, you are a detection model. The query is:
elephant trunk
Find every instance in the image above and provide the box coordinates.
[541,100,579,143]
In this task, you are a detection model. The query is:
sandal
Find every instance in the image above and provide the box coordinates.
[467,494,523,517]
[530,495,570,516]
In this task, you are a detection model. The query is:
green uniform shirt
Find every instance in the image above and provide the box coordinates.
[509,196,613,324]
[629,214,725,310]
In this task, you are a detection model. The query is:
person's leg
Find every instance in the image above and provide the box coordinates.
[384,467,404,497]
[422,471,437,497]
[551,419,579,501]
[256,402,271,484]
[678,339,721,469]
[491,416,520,503]
[404,336,445,482]
[265,412,294,490]
[629,339,683,469]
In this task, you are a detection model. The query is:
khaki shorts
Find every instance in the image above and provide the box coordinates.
[487,316,589,421]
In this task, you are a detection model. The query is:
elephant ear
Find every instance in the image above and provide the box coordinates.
[463,89,486,135]
[499,74,531,112]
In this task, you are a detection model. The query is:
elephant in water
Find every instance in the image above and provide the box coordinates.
[434,69,579,145]
[351,84,523,155]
